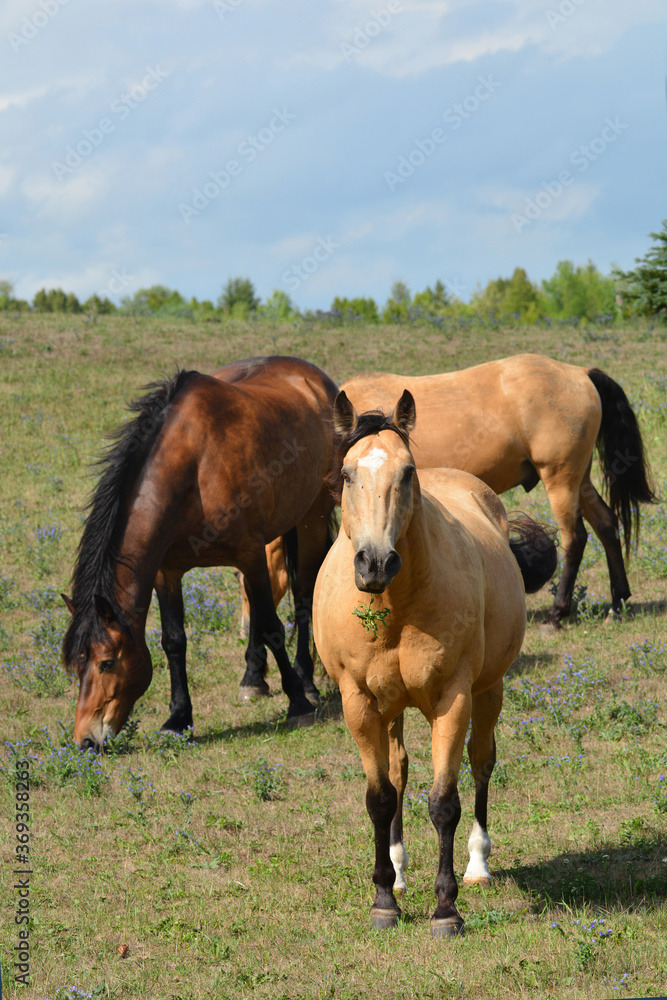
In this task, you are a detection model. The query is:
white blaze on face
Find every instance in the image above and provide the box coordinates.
[357,447,387,475]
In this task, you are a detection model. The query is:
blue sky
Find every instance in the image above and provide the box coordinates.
[1,0,666,309]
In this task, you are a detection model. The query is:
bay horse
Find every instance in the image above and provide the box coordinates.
[340,354,656,626]
[313,391,557,935]
[62,356,337,750]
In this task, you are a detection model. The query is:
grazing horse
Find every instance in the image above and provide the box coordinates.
[62,356,337,750]
[340,354,655,626]
[313,391,557,935]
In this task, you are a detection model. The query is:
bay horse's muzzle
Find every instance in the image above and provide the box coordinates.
[354,546,402,593]
[79,736,102,753]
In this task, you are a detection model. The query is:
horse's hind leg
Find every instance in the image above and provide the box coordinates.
[540,472,588,625]
[463,679,503,887]
[289,490,334,704]
[241,548,315,723]
[155,570,193,733]
[388,713,409,895]
[579,473,630,613]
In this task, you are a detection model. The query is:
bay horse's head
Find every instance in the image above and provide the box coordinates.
[333,390,417,593]
[62,593,153,751]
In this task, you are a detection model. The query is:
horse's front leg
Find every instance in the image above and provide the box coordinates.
[340,676,400,928]
[388,713,409,895]
[155,570,193,733]
[428,683,472,938]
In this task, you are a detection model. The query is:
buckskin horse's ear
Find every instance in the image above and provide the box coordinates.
[392,390,416,435]
[94,594,118,625]
[61,593,76,615]
[334,391,359,437]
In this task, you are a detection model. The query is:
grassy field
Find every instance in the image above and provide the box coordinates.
[0,313,666,1000]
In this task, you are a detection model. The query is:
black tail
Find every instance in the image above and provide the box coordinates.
[508,515,558,594]
[588,368,657,556]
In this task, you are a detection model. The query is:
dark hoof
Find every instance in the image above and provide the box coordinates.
[304,687,321,707]
[287,710,316,729]
[430,916,464,938]
[239,683,270,702]
[370,906,400,930]
[159,714,193,734]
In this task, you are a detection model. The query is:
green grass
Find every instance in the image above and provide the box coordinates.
[0,314,666,999]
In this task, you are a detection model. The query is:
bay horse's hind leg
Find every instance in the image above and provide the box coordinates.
[388,713,409,895]
[540,471,588,626]
[155,570,193,733]
[287,490,336,706]
[429,684,471,937]
[463,680,503,888]
[241,548,315,724]
[579,473,630,613]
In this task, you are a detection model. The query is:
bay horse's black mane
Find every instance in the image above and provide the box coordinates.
[327,410,410,502]
[62,369,197,666]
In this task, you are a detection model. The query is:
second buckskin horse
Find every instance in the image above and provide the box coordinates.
[340,353,655,626]
[62,356,337,749]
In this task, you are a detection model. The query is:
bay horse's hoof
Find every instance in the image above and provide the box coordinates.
[539,620,561,636]
[160,714,193,734]
[304,688,321,707]
[370,906,400,929]
[239,684,270,702]
[463,874,492,888]
[286,710,316,729]
[430,915,464,938]
[604,608,624,625]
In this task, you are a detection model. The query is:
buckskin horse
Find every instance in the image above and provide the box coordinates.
[313,391,557,935]
[62,356,337,750]
[340,354,655,626]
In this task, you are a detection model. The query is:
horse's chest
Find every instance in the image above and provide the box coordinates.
[358,630,452,713]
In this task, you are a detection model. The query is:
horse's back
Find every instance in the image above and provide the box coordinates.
[341,354,601,491]
[213,355,338,409]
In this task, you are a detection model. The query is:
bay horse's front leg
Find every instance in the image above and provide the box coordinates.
[463,680,503,888]
[155,570,193,733]
[241,549,315,724]
[388,713,409,895]
[341,677,400,928]
[429,684,472,938]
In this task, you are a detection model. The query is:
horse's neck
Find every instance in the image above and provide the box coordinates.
[114,493,172,619]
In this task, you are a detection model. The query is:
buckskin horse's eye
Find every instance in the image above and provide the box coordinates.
[403,466,415,482]
[342,470,351,484]
[99,659,115,672]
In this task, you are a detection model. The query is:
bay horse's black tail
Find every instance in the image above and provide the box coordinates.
[508,515,558,594]
[587,368,657,557]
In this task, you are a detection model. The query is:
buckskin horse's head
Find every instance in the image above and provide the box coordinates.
[62,593,152,751]
[333,389,417,594]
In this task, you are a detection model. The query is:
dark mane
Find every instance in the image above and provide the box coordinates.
[326,410,410,502]
[62,370,197,667]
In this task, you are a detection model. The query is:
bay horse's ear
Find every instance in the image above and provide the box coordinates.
[392,390,416,435]
[61,593,76,616]
[334,391,359,437]
[94,594,118,625]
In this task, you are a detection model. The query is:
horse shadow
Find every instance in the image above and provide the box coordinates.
[496,829,667,912]
[506,651,556,678]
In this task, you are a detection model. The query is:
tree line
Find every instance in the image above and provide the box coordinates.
[3,221,667,324]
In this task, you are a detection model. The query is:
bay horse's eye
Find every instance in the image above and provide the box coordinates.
[99,659,115,672]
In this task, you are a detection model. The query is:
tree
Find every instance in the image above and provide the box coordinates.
[330,296,378,322]
[218,277,260,317]
[32,288,79,313]
[261,289,298,321]
[614,220,667,317]
[381,281,411,323]
[412,279,451,315]
[542,260,615,321]
[474,268,544,322]
[82,294,116,315]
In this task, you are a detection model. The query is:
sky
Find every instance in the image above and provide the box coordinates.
[1,0,666,310]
